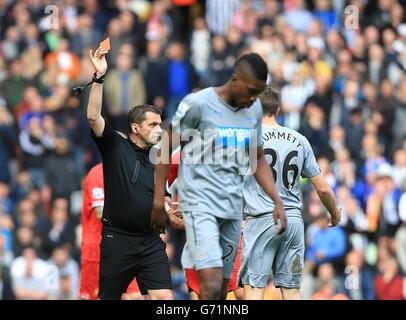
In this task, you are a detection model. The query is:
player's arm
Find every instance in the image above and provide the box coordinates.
[254,146,287,234]
[164,196,172,213]
[86,47,108,137]
[152,126,180,233]
[152,98,198,233]
[165,195,184,230]
[309,174,341,226]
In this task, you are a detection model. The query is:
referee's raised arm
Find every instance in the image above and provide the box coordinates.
[87,46,108,137]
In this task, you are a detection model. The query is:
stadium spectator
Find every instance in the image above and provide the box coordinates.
[395,193,406,274]
[103,42,146,132]
[207,35,234,87]
[284,0,313,33]
[205,0,240,36]
[44,136,81,201]
[391,149,406,189]
[281,69,314,131]
[163,41,199,119]
[70,14,103,57]
[19,117,54,189]
[392,78,406,150]
[10,246,49,300]
[189,17,211,82]
[313,0,339,34]
[310,263,348,300]
[0,234,15,299]
[47,246,79,300]
[366,163,401,254]
[374,254,406,300]
[0,102,16,184]
[38,198,76,259]
[139,39,167,111]
[305,211,347,270]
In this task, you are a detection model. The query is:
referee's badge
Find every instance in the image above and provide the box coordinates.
[92,187,104,199]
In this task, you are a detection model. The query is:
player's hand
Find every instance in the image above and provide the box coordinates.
[164,196,172,213]
[273,200,287,235]
[168,208,184,230]
[328,208,342,227]
[151,202,168,234]
[89,46,108,77]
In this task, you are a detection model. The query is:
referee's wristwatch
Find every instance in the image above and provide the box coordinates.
[92,72,106,84]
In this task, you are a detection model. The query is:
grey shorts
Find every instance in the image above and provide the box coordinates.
[181,211,241,279]
[238,215,304,289]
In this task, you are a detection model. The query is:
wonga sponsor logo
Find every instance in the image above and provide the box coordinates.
[217,127,252,147]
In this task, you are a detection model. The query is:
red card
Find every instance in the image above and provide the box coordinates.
[100,37,110,51]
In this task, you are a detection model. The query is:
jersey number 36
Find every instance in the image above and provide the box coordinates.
[264,149,299,190]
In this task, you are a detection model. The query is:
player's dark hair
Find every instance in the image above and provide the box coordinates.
[234,53,268,82]
[259,86,280,116]
[128,104,161,133]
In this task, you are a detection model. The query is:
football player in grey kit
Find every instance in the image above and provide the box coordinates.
[239,86,342,300]
[152,54,287,300]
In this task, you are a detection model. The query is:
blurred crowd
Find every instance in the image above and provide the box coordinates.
[1,0,406,300]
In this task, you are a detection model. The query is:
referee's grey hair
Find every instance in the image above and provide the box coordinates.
[128,104,161,133]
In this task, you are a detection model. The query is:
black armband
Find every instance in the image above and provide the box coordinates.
[92,72,106,84]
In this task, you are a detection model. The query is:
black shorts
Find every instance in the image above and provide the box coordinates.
[99,229,172,299]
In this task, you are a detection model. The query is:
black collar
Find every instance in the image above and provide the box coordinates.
[126,137,151,152]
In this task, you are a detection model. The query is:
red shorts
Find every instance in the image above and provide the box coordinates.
[79,260,140,300]
[126,279,140,293]
[185,236,242,295]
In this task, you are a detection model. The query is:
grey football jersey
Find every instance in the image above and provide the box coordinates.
[171,87,263,220]
[243,125,320,217]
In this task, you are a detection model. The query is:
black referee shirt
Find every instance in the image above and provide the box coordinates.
[92,119,156,235]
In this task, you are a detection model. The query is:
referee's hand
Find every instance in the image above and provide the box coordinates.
[151,203,168,234]
[89,46,108,77]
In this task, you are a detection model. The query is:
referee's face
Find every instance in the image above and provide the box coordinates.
[134,112,162,146]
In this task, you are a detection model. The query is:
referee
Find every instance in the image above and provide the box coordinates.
[86,45,173,300]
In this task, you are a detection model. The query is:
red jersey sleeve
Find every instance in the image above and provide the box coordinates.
[88,164,104,208]
[167,151,181,194]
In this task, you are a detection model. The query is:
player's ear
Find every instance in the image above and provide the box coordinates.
[230,73,240,88]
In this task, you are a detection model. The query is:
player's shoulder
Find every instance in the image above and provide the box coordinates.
[251,98,263,114]
[280,125,303,136]
[86,163,103,181]
[182,88,213,105]
[89,162,103,174]
[174,88,214,120]
[280,126,311,147]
